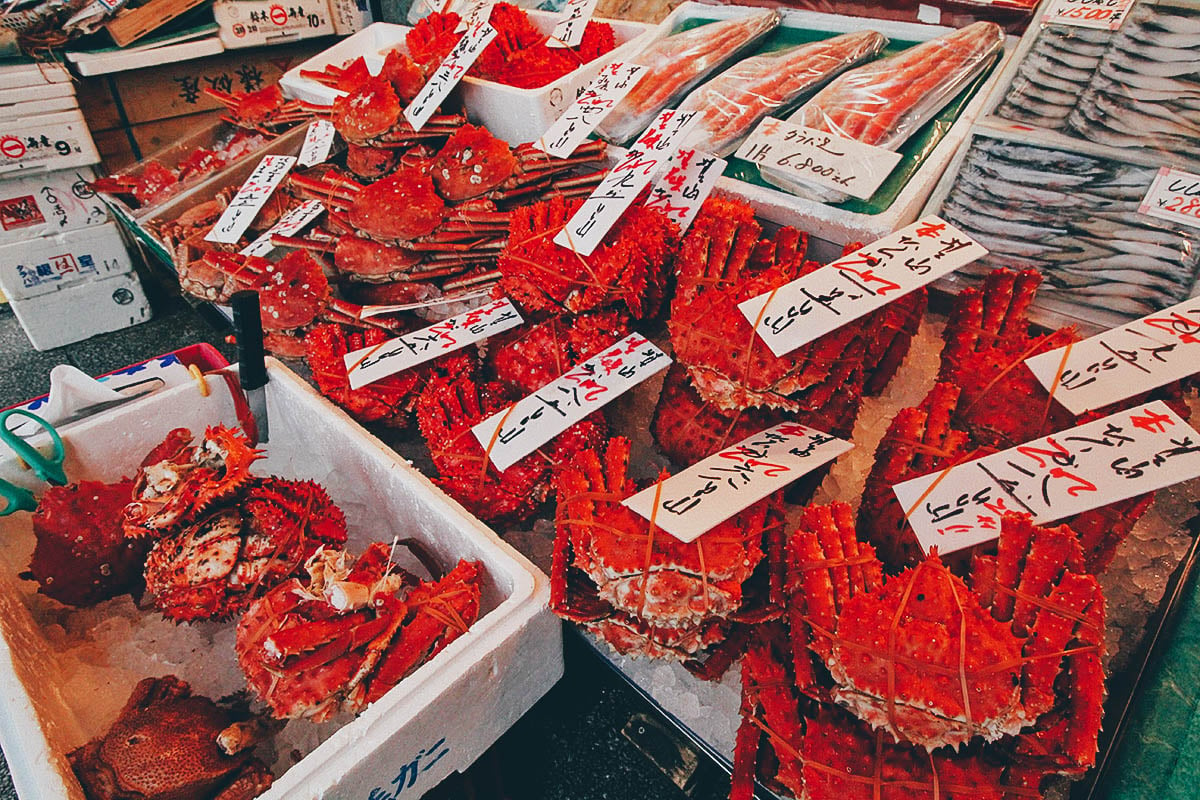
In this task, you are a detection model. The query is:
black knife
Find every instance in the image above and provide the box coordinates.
[231,290,269,443]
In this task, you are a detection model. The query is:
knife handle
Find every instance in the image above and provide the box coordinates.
[231,290,267,392]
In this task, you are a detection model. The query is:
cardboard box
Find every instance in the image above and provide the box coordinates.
[0,361,561,796]
[0,220,133,302]
[8,270,151,349]
[213,0,338,48]
[0,166,107,245]
[0,110,100,176]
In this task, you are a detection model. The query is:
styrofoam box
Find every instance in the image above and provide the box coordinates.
[0,95,81,121]
[214,0,337,49]
[0,62,71,91]
[280,12,653,145]
[8,270,151,350]
[0,166,108,245]
[650,2,1016,248]
[0,361,562,798]
[0,110,101,177]
[0,220,131,302]
[0,82,76,107]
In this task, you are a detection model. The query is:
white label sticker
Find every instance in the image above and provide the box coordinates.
[534,62,646,159]
[239,199,325,257]
[471,332,670,471]
[1042,0,1134,30]
[1138,166,1200,230]
[893,400,1200,555]
[404,21,497,132]
[553,109,699,257]
[548,0,600,48]
[623,422,852,544]
[1025,295,1200,415]
[298,120,337,168]
[643,148,725,234]
[735,118,903,202]
[204,155,296,245]
[345,297,523,389]
[452,0,494,32]
[739,216,986,358]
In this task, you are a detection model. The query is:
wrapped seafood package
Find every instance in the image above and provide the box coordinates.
[676,29,889,157]
[594,8,782,145]
[762,20,1005,201]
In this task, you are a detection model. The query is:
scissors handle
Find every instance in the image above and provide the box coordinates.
[0,482,37,515]
[0,409,67,486]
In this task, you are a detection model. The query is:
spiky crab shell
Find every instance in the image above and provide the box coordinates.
[305,322,423,426]
[585,612,729,660]
[484,309,630,394]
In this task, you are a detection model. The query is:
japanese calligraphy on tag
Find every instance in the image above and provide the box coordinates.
[535,62,646,159]
[452,0,494,32]
[1138,167,1200,230]
[298,120,336,167]
[240,199,324,257]
[1042,0,1133,30]
[345,298,523,389]
[553,109,699,257]
[644,147,725,234]
[1026,296,1200,415]
[893,400,1200,555]
[734,118,903,201]
[623,422,852,544]
[472,332,670,471]
[204,155,296,244]
[739,216,986,357]
[548,0,599,48]
[404,21,497,132]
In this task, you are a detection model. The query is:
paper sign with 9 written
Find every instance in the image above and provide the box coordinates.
[1139,166,1200,230]
[738,216,986,358]
[204,155,296,244]
[534,62,645,159]
[471,332,670,471]
[623,422,852,544]
[644,147,726,234]
[404,21,498,132]
[344,297,524,390]
[892,400,1200,555]
[1025,295,1200,416]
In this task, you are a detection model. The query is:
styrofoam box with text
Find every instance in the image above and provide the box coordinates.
[213,0,338,49]
[0,361,562,797]
[280,12,652,145]
[0,110,101,177]
[0,166,107,245]
[8,270,151,350]
[0,220,130,302]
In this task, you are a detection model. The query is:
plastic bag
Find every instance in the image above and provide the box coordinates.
[677,29,889,157]
[595,9,782,145]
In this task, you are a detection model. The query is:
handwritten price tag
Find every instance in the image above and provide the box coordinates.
[298,120,337,168]
[644,148,725,234]
[452,0,494,31]
[204,155,296,245]
[735,118,903,202]
[1138,167,1200,231]
[1026,295,1200,415]
[535,62,646,159]
[404,21,497,132]
[472,332,670,471]
[548,0,599,48]
[893,400,1200,555]
[1042,0,1133,30]
[239,199,325,257]
[553,108,699,257]
[739,216,986,357]
[623,422,852,544]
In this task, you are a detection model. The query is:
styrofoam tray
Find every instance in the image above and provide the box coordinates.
[0,360,562,799]
[279,11,652,145]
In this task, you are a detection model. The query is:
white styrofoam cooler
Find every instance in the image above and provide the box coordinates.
[0,166,107,245]
[0,62,71,92]
[0,220,131,302]
[8,270,151,350]
[280,11,652,145]
[0,109,101,177]
[0,361,562,798]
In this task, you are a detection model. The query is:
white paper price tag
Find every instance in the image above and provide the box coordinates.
[204,155,296,245]
[1138,167,1200,230]
[735,118,903,202]
[643,148,725,234]
[548,0,600,48]
[623,422,852,544]
[453,0,494,32]
[404,21,497,132]
[893,400,1200,555]
[1026,295,1200,415]
[739,216,986,357]
[298,120,337,168]
[472,332,670,471]
[534,61,646,159]
[1042,0,1133,30]
[553,109,699,257]
[239,199,325,257]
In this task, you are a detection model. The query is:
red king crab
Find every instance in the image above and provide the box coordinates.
[69,675,274,800]
[236,543,483,720]
[483,308,630,393]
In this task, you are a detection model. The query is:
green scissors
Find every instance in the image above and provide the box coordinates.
[0,409,67,515]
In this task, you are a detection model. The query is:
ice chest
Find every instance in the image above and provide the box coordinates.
[8,270,151,351]
[0,360,562,799]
